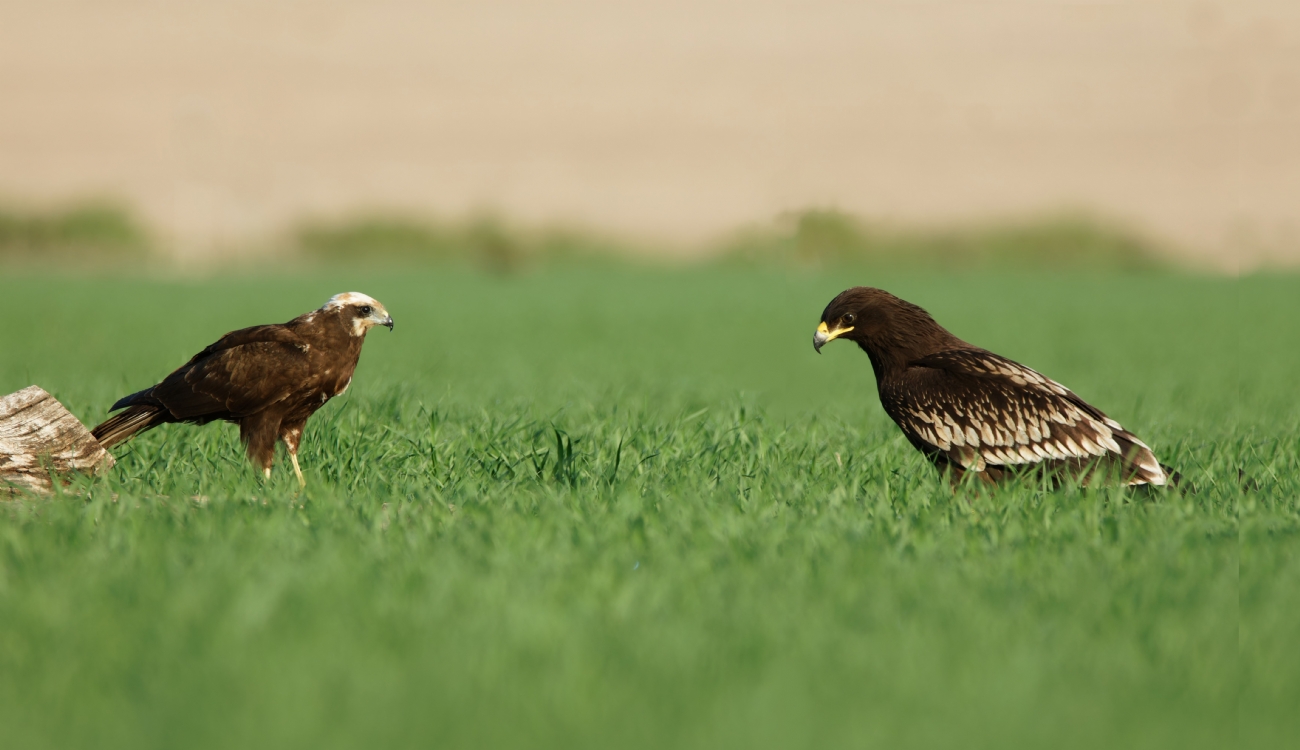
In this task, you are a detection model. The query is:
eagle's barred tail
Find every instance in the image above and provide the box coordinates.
[91,405,165,449]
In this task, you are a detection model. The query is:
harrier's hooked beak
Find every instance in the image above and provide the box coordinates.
[813,321,853,353]
[365,309,393,331]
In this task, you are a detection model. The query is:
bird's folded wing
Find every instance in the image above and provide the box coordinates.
[154,340,311,419]
[896,349,1127,470]
[178,325,309,367]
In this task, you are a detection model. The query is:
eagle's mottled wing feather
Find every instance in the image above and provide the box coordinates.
[887,349,1167,485]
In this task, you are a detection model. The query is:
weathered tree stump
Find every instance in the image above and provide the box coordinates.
[1,386,113,496]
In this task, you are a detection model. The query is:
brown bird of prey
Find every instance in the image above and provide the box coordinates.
[92,292,393,487]
[814,287,1173,487]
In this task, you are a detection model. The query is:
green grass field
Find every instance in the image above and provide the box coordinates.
[1,266,1296,749]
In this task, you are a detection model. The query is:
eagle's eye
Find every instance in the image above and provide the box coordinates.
[842,313,856,325]
[359,305,373,316]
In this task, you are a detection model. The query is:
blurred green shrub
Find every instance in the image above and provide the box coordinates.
[0,202,1175,271]
[722,209,1171,271]
[0,202,151,261]
[294,214,630,272]
[297,209,1171,272]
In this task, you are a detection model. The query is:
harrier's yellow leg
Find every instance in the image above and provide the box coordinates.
[279,422,308,490]
[289,452,306,489]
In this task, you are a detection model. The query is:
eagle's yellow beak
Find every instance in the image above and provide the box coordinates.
[813,321,853,353]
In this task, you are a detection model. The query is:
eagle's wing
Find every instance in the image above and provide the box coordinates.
[888,349,1167,485]
[148,325,313,420]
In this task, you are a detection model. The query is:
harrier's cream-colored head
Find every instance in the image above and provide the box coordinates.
[322,292,394,336]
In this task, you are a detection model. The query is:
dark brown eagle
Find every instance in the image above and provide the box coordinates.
[814,287,1173,487]
[92,292,393,487]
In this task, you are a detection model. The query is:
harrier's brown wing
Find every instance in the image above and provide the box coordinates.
[884,349,1168,485]
[172,324,307,368]
[128,325,313,421]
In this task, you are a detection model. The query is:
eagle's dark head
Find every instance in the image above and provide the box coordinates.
[321,292,394,337]
[814,286,960,365]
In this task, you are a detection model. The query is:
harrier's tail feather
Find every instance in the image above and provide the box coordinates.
[91,405,166,449]
[110,387,160,412]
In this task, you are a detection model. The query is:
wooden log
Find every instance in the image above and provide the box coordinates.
[1,386,114,496]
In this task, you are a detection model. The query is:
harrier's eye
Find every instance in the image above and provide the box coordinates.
[842,313,856,325]
[359,305,373,316]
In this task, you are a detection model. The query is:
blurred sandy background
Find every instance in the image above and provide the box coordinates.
[1,0,1296,269]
